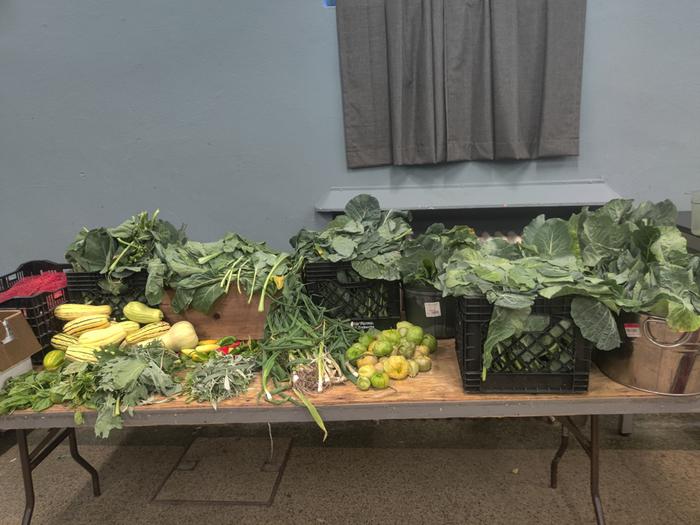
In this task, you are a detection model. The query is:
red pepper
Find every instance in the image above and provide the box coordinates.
[217,341,243,356]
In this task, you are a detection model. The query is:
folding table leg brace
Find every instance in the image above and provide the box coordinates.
[550,415,605,525]
[15,428,101,525]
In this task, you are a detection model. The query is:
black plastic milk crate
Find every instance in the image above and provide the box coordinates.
[0,260,71,361]
[66,270,149,315]
[303,262,401,331]
[66,271,148,296]
[455,296,592,393]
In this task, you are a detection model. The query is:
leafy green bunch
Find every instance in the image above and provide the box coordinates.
[567,199,700,330]
[91,344,182,437]
[0,362,96,417]
[0,343,181,437]
[65,210,187,304]
[162,232,292,314]
[291,194,412,281]
[400,224,479,288]
[439,199,700,375]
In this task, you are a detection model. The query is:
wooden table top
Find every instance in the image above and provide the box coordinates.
[2,340,699,430]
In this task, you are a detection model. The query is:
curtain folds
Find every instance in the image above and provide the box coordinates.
[336,0,587,168]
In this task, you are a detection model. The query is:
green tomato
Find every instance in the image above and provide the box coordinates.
[370,372,390,389]
[421,334,438,353]
[372,340,393,357]
[344,343,365,363]
[398,341,416,360]
[414,355,432,372]
[358,365,376,378]
[405,326,425,344]
[407,359,420,377]
[358,333,374,348]
[396,321,414,337]
[380,329,401,345]
[413,345,430,357]
[356,376,371,391]
[356,355,378,368]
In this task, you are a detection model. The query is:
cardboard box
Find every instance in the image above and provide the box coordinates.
[0,310,41,371]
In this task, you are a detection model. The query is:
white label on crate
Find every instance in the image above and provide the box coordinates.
[424,301,442,318]
[624,323,641,338]
[351,321,375,331]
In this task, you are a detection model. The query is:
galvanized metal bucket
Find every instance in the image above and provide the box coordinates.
[596,313,700,396]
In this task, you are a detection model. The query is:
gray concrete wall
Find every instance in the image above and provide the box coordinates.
[1,0,699,271]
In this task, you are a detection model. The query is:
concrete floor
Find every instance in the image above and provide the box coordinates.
[0,415,698,524]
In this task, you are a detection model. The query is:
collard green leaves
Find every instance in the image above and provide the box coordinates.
[482,306,531,375]
[65,228,116,273]
[570,297,621,351]
[65,211,187,307]
[164,233,290,314]
[522,216,573,257]
[345,194,382,224]
[291,194,412,281]
[440,198,700,374]
[399,224,479,287]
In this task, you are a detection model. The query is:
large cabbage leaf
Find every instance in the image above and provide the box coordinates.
[291,194,412,281]
[439,198,700,374]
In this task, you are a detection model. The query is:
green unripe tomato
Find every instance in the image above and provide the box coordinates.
[372,340,393,357]
[421,334,438,353]
[344,343,366,363]
[414,355,432,372]
[356,376,371,391]
[358,365,376,378]
[368,328,381,340]
[358,333,374,348]
[398,341,416,360]
[405,326,425,345]
[356,355,378,368]
[380,329,401,345]
[396,321,414,338]
[370,372,390,389]
[413,345,430,357]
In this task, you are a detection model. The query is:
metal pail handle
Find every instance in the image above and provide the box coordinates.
[642,316,692,348]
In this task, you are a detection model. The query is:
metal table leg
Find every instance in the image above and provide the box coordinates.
[590,415,605,524]
[15,428,101,525]
[549,416,606,525]
[68,428,101,496]
[550,423,569,489]
[618,414,634,436]
[16,429,35,525]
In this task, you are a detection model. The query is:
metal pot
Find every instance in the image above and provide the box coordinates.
[596,313,700,396]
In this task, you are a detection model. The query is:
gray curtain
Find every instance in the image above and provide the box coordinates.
[336,0,587,168]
